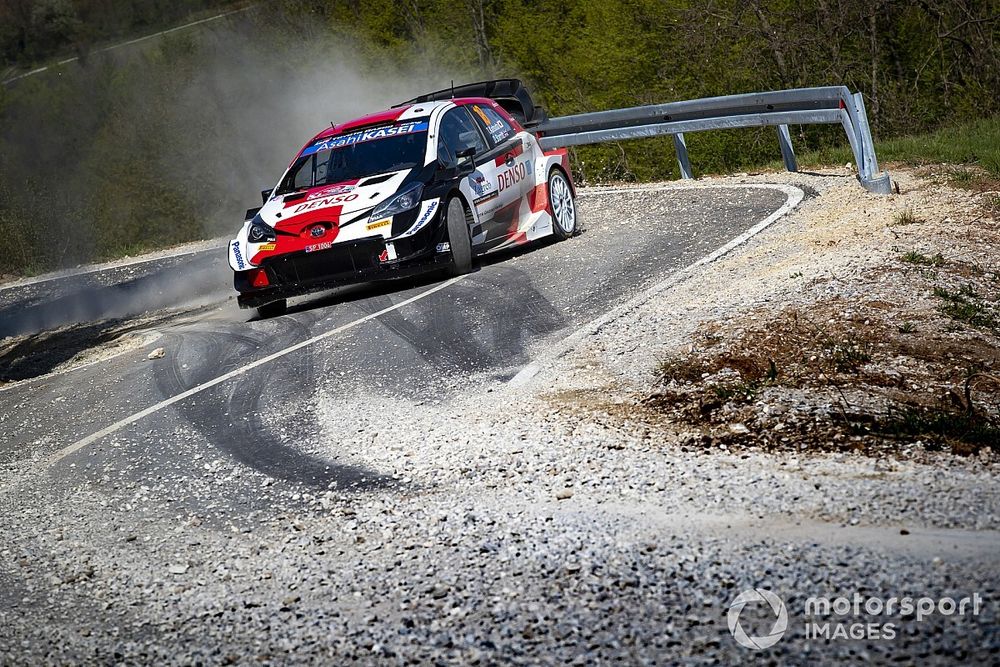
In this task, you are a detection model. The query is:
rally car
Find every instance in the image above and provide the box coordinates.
[229,79,577,317]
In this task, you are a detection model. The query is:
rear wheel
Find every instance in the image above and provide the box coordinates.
[257,299,287,319]
[446,196,473,276]
[548,169,577,240]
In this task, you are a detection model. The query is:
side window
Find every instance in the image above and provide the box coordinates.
[437,108,488,165]
[469,104,514,145]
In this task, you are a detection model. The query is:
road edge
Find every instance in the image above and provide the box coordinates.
[508,183,805,386]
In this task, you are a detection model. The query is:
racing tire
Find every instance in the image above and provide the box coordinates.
[548,169,577,240]
[446,196,473,276]
[257,299,287,319]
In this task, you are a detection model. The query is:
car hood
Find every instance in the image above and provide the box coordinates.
[258,169,412,231]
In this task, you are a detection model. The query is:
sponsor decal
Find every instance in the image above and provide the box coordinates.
[488,120,510,143]
[497,161,528,192]
[302,121,429,156]
[257,243,276,251]
[378,242,398,263]
[304,241,333,253]
[469,172,494,198]
[231,240,246,270]
[396,199,440,238]
[367,218,391,231]
[409,200,438,236]
[471,105,511,142]
[435,242,451,253]
[291,192,358,214]
[472,105,491,126]
[474,191,498,207]
[307,184,354,200]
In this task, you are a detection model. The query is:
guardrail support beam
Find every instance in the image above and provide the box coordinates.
[776,124,797,172]
[851,93,893,194]
[672,133,693,179]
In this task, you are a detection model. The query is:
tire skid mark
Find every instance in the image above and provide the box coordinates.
[155,314,392,490]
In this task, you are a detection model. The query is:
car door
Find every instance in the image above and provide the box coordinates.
[465,103,533,248]
[436,107,497,248]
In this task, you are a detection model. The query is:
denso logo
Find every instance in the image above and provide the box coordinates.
[498,162,527,192]
[292,193,358,214]
[231,240,246,270]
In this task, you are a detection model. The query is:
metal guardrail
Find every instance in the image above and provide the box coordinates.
[535,86,892,194]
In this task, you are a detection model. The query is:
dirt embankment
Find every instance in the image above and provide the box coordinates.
[550,165,1000,463]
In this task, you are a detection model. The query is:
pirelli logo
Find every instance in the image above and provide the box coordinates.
[367,218,391,231]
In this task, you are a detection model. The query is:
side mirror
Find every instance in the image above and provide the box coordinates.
[245,207,262,221]
[260,188,273,205]
[455,146,476,177]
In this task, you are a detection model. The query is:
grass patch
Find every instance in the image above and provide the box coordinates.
[656,355,708,383]
[933,285,997,329]
[826,339,873,372]
[792,116,1000,178]
[901,250,945,266]
[946,167,978,187]
[892,208,922,225]
[897,322,916,334]
[872,408,1000,456]
[985,193,1000,216]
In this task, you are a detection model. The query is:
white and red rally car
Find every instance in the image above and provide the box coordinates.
[230,79,577,317]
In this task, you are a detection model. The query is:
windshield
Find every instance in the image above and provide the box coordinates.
[278,120,428,194]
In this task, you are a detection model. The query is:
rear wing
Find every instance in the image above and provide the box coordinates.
[396,78,549,128]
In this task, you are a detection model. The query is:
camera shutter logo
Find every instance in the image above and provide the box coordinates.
[728,589,788,649]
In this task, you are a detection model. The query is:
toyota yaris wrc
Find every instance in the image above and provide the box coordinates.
[229,79,577,317]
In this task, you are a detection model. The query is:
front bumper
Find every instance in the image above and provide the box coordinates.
[235,227,447,309]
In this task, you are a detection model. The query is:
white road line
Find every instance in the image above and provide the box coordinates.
[48,276,466,466]
[508,183,805,385]
[2,6,253,86]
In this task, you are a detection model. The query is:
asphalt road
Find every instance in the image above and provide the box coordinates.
[0,184,824,661]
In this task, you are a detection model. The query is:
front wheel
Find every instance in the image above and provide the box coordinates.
[446,196,473,276]
[257,299,287,319]
[548,169,577,240]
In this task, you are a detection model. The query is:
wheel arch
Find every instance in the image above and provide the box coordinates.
[547,162,576,197]
[445,186,477,227]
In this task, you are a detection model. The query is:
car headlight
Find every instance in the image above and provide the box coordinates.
[247,215,277,243]
[371,182,424,220]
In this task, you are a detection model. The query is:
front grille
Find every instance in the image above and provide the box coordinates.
[265,238,384,284]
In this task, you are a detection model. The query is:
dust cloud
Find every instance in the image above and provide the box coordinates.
[162,12,456,228]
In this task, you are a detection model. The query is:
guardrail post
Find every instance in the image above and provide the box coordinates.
[776,124,797,172]
[851,93,892,194]
[672,133,693,179]
[852,93,878,177]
